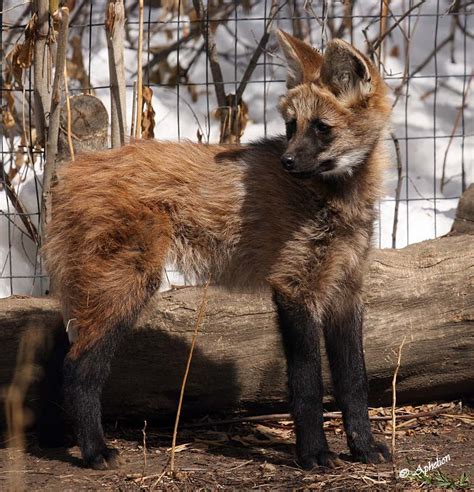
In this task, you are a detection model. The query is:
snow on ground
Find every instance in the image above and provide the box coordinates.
[1,0,472,297]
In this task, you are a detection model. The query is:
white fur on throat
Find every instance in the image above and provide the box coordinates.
[322,148,368,176]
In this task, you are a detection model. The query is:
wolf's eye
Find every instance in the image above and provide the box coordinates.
[311,119,331,133]
[285,119,297,139]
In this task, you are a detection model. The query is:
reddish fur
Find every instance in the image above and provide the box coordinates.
[42,30,393,470]
[44,38,390,361]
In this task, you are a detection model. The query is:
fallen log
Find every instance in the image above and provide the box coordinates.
[0,231,472,424]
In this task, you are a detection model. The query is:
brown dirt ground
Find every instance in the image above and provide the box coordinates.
[1,402,472,490]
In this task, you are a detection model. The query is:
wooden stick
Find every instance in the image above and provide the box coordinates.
[180,406,450,429]
[130,80,137,138]
[391,335,407,474]
[140,420,147,486]
[63,66,75,161]
[170,281,209,474]
[391,132,403,248]
[135,0,144,139]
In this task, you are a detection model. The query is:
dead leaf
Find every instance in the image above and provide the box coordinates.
[390,45,400,58]
[141,86,156,139]
[216,94,249,144]
[255,424,294,443]
[260,462,276,473]
[166,442,192,453]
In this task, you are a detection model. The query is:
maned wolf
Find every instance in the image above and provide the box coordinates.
[42,30,392,470]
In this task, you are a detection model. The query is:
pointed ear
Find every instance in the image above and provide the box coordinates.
[320,39,373,99]
[276,29,323,89]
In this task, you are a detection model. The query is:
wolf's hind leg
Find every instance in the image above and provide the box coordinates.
[63,259,165,469]
[62,210,170,469]
[64,323,125,469]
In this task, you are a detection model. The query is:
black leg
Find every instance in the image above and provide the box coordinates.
[63,324,127,470]
[323,302,391,464]
[37,325,75,448]
[274,292,342,470]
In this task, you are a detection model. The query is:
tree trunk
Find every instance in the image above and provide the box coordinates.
[0,232,472,424]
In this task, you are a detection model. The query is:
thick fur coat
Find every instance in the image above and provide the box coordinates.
[42,31,392,470]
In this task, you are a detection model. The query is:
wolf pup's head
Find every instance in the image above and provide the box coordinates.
[277,30,391,179]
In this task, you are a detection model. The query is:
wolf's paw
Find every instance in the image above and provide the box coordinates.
[299,449,345,470]
[86,447,121,470]
[351,440,391,464]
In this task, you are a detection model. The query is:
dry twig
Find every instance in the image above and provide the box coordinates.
[4,330,44,492]
[130,80,137,138]
[63,66,75,161]
[140,420,148,486]
[235,0,284,103]
[180,406,450,429]
[370,0,426,55]
[0,162,39,245]
[170,280,210,474]
[135,0,144,139]
[142,2,241,77]
[441,70,473,192]
[394,33,454,98]
[391,132,403,248]
[391,335,407,475]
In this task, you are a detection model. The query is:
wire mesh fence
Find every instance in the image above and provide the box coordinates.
[1,0,473,297]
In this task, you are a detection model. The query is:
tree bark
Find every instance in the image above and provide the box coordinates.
[0,232,472,424]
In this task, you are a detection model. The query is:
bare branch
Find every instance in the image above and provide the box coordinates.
[371,0,426,54]
[135,0,144,139]
[391,132,403,249]
[235,0,286,103]
[0,162,40,245]
[106,0,127,147]
[192,0,227,112]
[441,70,473,192]
[170,281,209,475]
[391,335,407,476]
[141,2,243,78]
[32,0,52,147]
[41,6,70,242]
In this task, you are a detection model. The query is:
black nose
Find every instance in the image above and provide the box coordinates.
[281,154,295,170]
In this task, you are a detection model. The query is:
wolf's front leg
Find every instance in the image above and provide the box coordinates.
[323,301,391,464]
[273,292,342,470]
